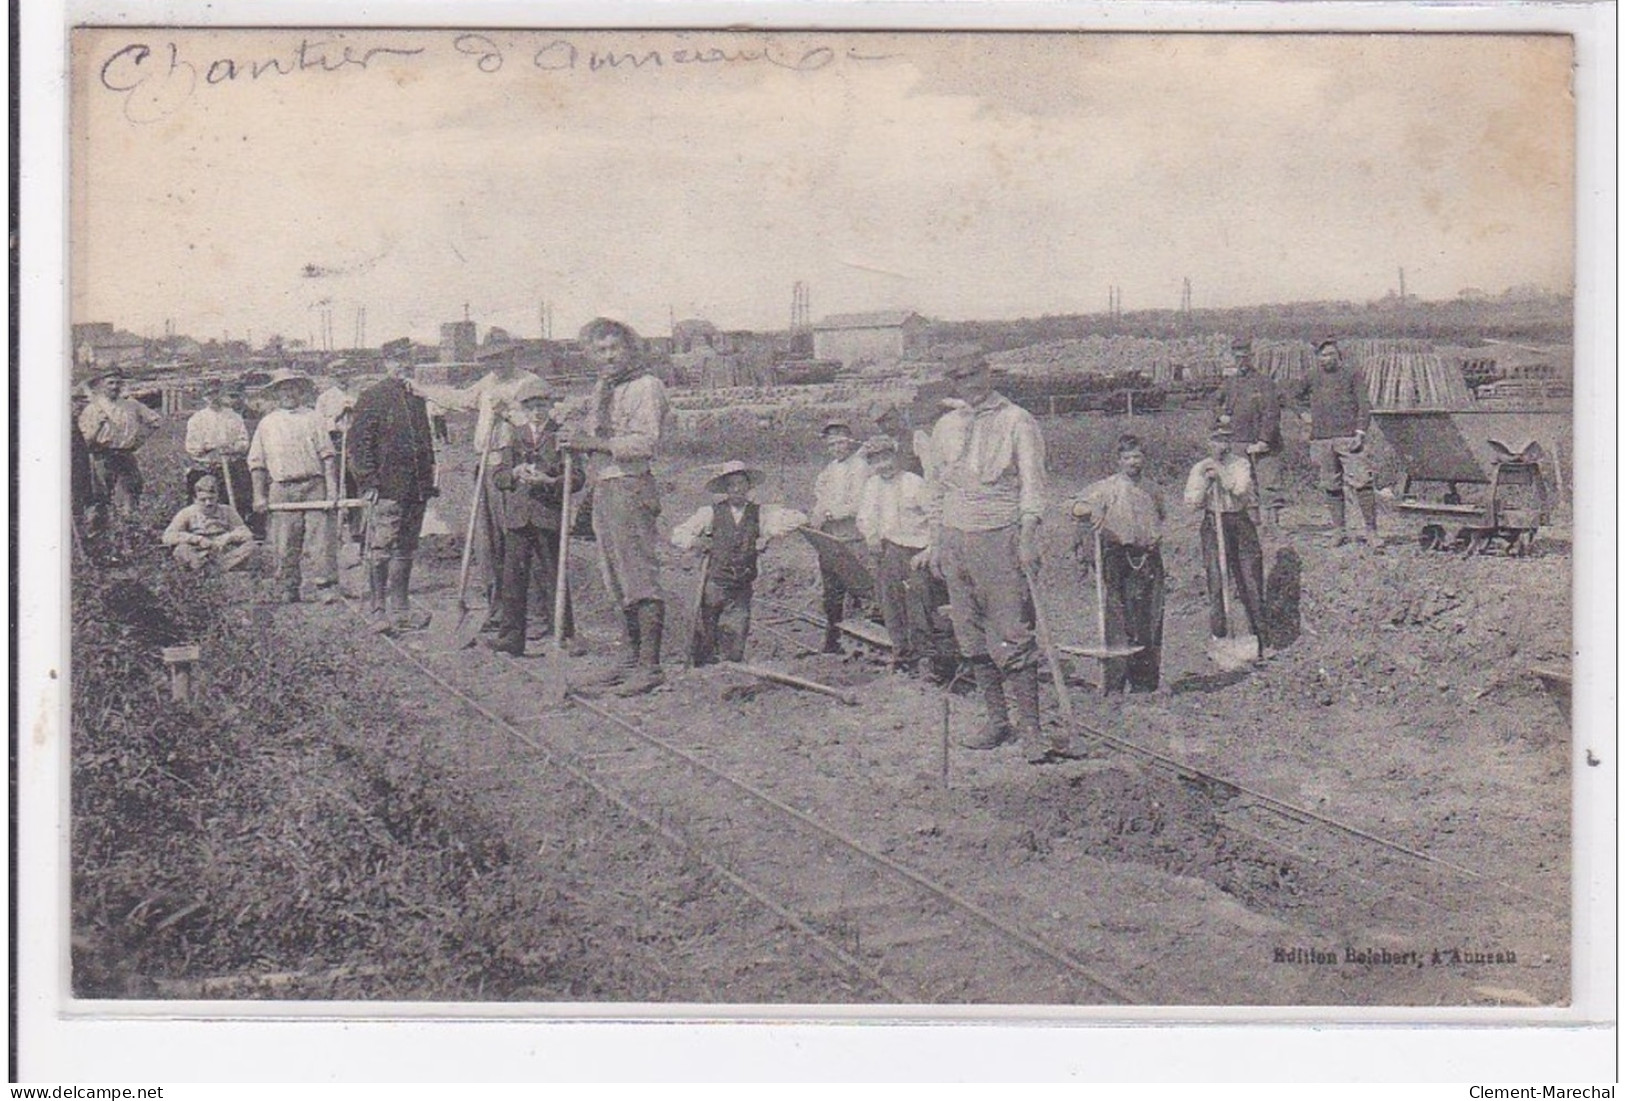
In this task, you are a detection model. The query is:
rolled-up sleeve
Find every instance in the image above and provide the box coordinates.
[670,505,712,549]
[760,505,808,541]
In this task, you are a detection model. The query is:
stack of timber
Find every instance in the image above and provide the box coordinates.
[1342,338,1473,410]
[989,334,1233,385]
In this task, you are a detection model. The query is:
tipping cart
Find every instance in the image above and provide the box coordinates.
[1371,409,1560,556]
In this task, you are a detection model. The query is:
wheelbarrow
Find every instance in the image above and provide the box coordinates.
[1371,409,1557,556]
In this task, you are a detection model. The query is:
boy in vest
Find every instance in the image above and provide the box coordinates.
[671,461,806,665]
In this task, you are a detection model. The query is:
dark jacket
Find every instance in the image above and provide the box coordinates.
[491,419,585,531]
[349,376,436,502]
[708,501,760,587]
[1214,371,1283,451]
[1294,362,1372,440]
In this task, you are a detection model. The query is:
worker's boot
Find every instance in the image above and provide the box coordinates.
[576,607,640,693]
[1007,664,1069,763]
[366,558,392,634]
[1355,488,1381,549]
[960,658,1014,750]
[1326,492,1348,545]
[387,555,432,631]
[615,600,667,697]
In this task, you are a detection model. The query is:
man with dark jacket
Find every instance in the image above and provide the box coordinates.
[486,378,585,656]
[1294,337,1379,547]
[1214,337,1285,525]
[349,357,438,632]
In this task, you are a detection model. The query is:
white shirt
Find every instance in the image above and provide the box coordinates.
[856,470,932,550]
[586,373,669,480]
[183,406,250,462]
[1183,453,1255,513]
[414,370,543,454]
[248,407,335,482]
[670,501,808,550]
[813,452,871,524]
[314,385,354,435]
[926,391,1046,532]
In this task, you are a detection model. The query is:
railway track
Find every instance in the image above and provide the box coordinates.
[339,595,1139,1005]
[751,595,1566,927]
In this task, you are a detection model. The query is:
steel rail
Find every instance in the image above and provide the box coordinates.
[532,668,1139,1004]
[756,595,1560,912]
[335,599,912,1003]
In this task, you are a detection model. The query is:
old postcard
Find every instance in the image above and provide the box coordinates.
[21,7,1614,1082]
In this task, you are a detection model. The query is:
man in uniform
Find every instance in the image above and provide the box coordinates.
[921,350,1065,763]
[1295,337,1379,547]
[349,357,438,632]
[559,318,671,696]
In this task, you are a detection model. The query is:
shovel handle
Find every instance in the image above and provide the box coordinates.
[554,450,573,651]
[1022,564,1074,723]
[458,433,495,613]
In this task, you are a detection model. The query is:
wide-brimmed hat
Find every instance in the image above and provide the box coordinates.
[1208,424,1236,440]
[262,368,314,391]
[821,420,855,439]
[512,376,556,405]
[705,460,764,495]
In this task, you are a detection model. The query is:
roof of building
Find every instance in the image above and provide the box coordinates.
[813,310,923,332]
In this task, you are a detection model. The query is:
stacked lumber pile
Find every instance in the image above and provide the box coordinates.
[1342,339,1473,409]
[1253,340,1316,387]
[989,334,1232,385]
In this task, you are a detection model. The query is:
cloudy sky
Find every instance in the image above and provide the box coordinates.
[71,28,1575,346]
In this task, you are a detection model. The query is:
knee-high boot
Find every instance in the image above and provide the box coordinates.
[577,605,640,691]
[615,599,666,696]
[960,657,1013,749]
[388,555,431,631]
[367,558,391,633]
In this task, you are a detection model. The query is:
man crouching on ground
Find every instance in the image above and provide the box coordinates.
[920,349,1067,764]
[559,318,672,697]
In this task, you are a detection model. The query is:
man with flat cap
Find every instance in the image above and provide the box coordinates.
[921,348,1065,763]
[1213,336,1284,526]
[1295,337,1379,547]
[78,368,163,523]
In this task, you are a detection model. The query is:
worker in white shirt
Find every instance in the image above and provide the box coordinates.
[1183,425,1266,658]
[855,435,938,675]
[78,368,164,523]
[183,378,252,510]
[670,461,806,665]
[809,420,871,654]
[247,370,339,604]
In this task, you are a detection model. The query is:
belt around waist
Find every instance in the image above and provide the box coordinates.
[275,474,324,483]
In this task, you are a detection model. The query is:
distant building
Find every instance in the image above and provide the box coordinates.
[811,310,928,368]
[439,321,477,363]
[672,319,720,354]
[73,323,147,370]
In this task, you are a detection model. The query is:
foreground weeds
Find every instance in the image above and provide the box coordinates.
[72,537,616,1000]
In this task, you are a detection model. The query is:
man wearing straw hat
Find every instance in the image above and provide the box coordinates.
[1184,425,1266,661]
[921,347,1063,762]
[1070,433,1167,695]
[670,461,806,665]
[1214,336,1284,526]
[349,356,438,633]
[1296,337,1379,547]
[485,375,586,656]
[247,369,339,604]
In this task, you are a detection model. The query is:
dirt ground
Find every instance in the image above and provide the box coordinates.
[396,412,1572,1006]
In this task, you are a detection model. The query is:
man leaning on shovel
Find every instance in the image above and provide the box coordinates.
[1184,425,1266,664]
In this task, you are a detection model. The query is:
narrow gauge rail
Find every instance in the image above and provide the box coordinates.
[341,598,1139,1005]
[753,596,1565,924]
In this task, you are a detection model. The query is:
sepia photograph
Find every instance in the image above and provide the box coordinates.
[25,7,1615,1077]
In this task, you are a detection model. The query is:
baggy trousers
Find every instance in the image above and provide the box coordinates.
[939,524,1036,672]
[1099,542,1165,693]
[592,473,662,609]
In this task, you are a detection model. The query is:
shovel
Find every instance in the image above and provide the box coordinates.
[217,455,240,514]
[445,430,497,650]
[1207,484,1260,672]
[684,546,712,669]
[1056,525,1144,695]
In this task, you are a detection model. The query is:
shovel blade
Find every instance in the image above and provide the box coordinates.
[441,603,488,651]
[1058,644,1145,660]
[1206,633,1260,672]
[419,501,453,537]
